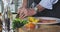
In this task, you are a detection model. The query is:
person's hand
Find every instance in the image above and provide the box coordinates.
[18,8,37,19]
[17,7,27,19]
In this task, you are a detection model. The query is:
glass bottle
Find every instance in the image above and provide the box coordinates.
[0,13,2,32]
[2,1,13,32]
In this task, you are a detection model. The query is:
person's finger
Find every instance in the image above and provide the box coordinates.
[20,14,27,19]
[19,13,25,19]
[20,11,27,19]
[20,11,24,17]
[19,8,28,19]
[19,8,24,19]
[22,9,28,18]
[20,8,26,16]
[19,12,24,17]
[22,14,27,19]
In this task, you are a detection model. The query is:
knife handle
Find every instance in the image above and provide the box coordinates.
[16,14,19,18]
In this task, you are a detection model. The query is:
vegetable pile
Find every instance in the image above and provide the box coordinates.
[12,17,39,29]
[12,18,28,29]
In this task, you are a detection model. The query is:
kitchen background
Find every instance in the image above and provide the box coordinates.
[0,0,23,13]
[0,0,23,32]
[0,0,60,32]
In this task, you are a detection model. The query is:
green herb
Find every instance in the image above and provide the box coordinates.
[12,18,28,29]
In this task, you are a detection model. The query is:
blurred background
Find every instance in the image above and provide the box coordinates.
[0,0,60,32]
[0,0,23,13]
[0,0,23,32]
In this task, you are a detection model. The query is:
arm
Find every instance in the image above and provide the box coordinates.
[22,0,27,8]
[17,0,28,15]
[27,0,58,16]
[18,0,58,19]
[34,0,58,12]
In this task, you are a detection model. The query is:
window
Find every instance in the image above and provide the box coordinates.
[10,0,23,13]
[0,0,23,13]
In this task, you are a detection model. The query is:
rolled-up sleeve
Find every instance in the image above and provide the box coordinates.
[39,0,58,9]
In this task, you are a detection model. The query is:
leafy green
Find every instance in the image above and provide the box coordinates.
[12,18,28,29]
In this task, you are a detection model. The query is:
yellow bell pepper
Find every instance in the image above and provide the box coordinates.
[28,17,39,24]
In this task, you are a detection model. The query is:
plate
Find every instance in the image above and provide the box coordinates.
[36,17,60,24]
[37,22,58,24]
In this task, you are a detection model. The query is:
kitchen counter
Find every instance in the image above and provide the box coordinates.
[12,14,60,32]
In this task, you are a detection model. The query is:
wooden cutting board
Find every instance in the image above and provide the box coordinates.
[16,25,60,32]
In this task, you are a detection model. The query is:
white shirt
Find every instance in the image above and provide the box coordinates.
[39,0,58,9]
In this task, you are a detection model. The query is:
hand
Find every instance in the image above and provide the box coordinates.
[17,7,27,19]
[18,8,37,19]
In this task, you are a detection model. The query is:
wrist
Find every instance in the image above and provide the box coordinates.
[33,6,38,12]
[22,4,27,8]
[27,8,37,16]
[20,6,27,8]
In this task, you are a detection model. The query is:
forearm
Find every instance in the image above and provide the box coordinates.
[27,4,45,16]
[22,0,27,8]
[26,4,45,16]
